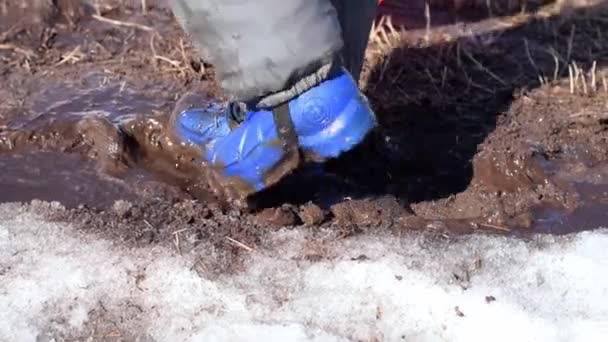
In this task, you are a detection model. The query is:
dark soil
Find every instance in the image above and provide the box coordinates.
[1,0,607,262]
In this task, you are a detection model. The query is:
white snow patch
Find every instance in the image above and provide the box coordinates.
[1,203,607,341]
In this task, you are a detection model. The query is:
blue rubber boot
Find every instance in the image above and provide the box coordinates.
[174,69,376,198]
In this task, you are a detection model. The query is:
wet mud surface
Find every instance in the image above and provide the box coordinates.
[1,0,608,258]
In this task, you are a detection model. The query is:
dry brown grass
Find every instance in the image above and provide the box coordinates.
[362,0,608,112]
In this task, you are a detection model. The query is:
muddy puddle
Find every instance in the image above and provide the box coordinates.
[0,151,143,208]
[1,73,607,235]
[1,0,607,240]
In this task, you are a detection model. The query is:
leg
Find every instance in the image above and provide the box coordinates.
[171,0,344,103]
[331,0,378,82]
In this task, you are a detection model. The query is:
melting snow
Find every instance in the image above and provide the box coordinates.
[1,203,607,341]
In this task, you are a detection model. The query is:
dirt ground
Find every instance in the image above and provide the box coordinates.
[1,0,607,269]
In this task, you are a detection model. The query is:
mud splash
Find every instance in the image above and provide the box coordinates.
[0,74,222,208]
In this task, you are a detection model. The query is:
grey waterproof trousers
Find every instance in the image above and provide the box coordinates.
[171,0,377,107]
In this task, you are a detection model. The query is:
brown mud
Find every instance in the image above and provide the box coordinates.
[1,0,608,259]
